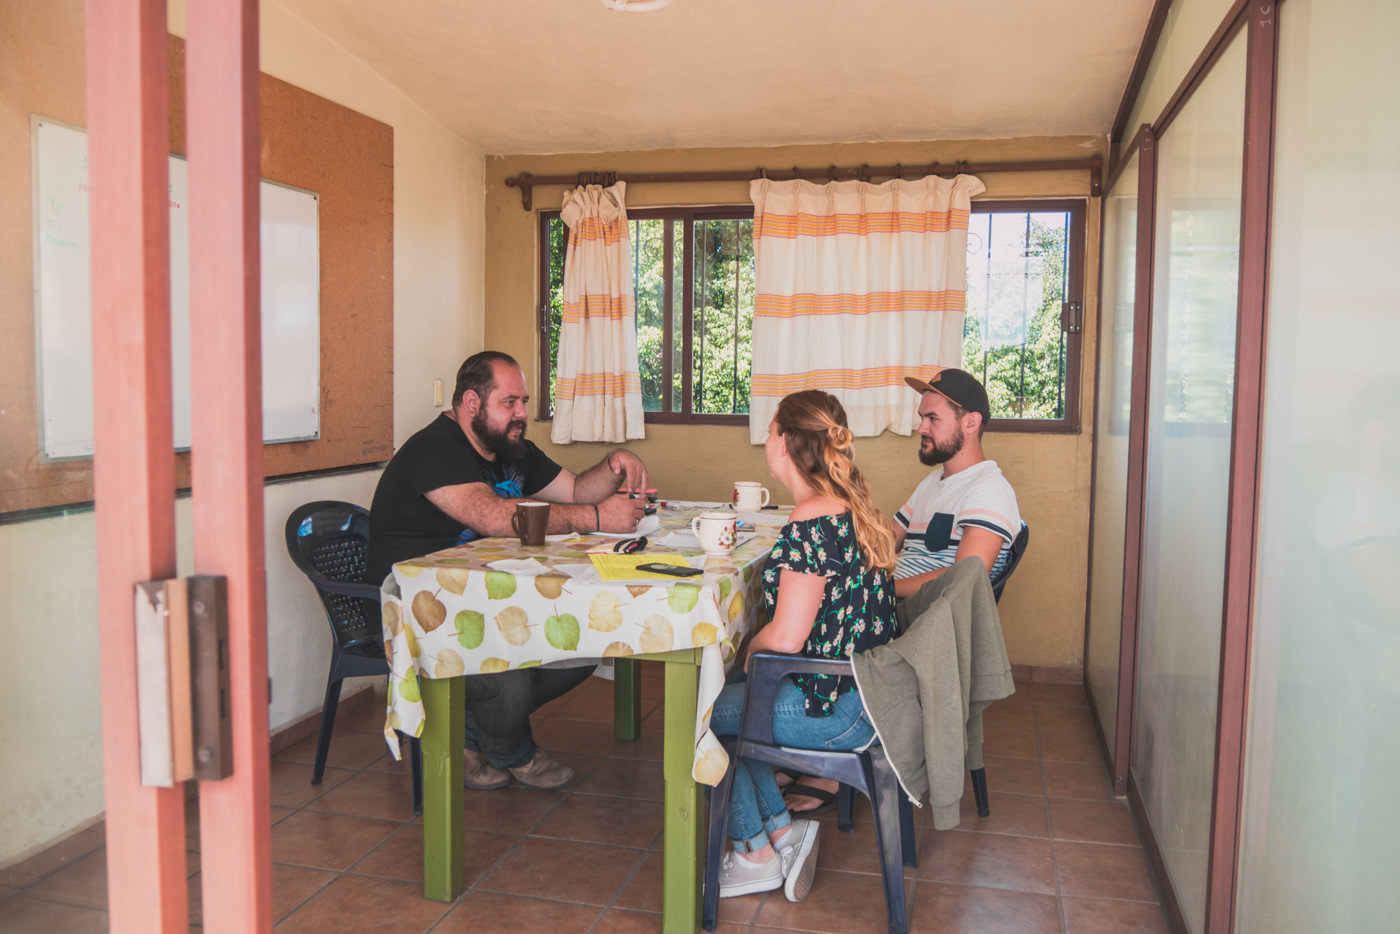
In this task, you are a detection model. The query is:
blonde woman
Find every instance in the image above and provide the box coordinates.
[710,390,898,903]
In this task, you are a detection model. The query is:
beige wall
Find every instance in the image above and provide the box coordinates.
[0,0,484,868]
[483,137,1103,674]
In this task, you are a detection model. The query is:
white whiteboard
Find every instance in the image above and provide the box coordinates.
[33,117,321,460]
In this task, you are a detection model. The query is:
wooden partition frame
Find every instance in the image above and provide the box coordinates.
[186,0,274,930]
[1205,3,1279,930]
[1093,1,1283,932]
[85,0,189,929]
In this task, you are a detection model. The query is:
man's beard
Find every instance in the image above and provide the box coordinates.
[472,409,529,460]
[918,424,965,466]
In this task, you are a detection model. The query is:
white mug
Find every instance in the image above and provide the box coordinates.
[733,481,771,512]
[691,511,737,554]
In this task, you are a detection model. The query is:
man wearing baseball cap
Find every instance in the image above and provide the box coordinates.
[891,367,1022,600]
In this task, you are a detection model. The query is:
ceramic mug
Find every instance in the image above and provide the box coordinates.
[732,481,771,512]
[690,511,737,554]
[511,500,550,546]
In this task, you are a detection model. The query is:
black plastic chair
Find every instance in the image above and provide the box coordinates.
[702,653,915,934]
[284,500,422,814]
[968,520,1030,815]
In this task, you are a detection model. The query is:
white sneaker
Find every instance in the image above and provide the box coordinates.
[717,848,784,898]
[778,819,820,902]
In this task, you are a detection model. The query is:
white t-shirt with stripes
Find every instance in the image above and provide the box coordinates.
[894,460,1021,580]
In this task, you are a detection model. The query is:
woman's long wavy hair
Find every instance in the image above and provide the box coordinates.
[774,390,896,572]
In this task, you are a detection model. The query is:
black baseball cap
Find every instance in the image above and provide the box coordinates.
[904,368,991,421]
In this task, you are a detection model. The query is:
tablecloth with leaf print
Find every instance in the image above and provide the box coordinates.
[380,506,780,785]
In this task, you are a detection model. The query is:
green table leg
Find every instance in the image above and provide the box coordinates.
[661,650,704,934]
[420,677,464,902]
[613,657,642,741]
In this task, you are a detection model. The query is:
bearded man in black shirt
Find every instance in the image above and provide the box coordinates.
[369,351,648,790]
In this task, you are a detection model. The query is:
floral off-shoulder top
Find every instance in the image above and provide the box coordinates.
[761,512,896,716]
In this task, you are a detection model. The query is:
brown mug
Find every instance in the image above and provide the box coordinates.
[511,501,550,546]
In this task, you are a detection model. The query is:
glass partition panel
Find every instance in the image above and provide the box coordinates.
[1084,152,1141,743]
[1236,1,1400,930]
[1131,32,1246,934]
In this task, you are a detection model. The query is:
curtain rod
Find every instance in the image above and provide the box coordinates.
[504,155,1102,210]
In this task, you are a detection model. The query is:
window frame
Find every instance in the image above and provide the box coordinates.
[536,204,755,425]
[536,197,1086,433]
[967,198,1087,434]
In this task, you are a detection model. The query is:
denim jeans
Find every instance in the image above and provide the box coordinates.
[463,663,595,768]
[709,676,876,850]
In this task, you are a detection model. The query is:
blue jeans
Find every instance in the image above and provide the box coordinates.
[463,664,595,768]
[709,676,876,851]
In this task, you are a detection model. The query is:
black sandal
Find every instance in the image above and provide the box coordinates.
[783,783,839,816]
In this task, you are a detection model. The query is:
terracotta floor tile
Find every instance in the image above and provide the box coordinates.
[433,891,602,933]
[269,759,354,809]
[1032,701,1097,733]
[609,723,664,761]
[592,907,667,933]
[533,793,663,849]
[755,867,902,934]
[1054,841,1157,901]
[274,730,390,771]
[572,757,665,801]
[22,848,108,910]
[0,894,108,933]
[479,837,645,906]
[1063,896,1169,933]
[1037,723,1104,764]
[919,829,1056,894]
[968,755,1043,796]
[270,811,401,871]
[955,792,1049,838]
[461,784,564,835]
[612,851,663,913]
[188,862,336,925]
[349,822,515,886]
[981,701,1036,732]
[333,693,392,734]
[529,717,626,757]
[910,882,1060,934]
[979,724,1039,760]
[274,874,450,932]
[1048,798,1140,846]
[807,811,891,876]
[1043,761,1114,801]
[1030,682,1089,707]
[303,768,420,822]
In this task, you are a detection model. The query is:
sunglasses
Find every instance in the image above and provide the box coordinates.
[613,535,648,554]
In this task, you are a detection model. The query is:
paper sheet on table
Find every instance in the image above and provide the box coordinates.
[485,558,553,575]
[736,510,789,527]
[588,553,700,582]
[655,530,758,550]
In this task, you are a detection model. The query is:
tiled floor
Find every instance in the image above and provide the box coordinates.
[0,671,1169,933]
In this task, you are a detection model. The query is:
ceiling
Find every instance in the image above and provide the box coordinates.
[277,0,1154,155]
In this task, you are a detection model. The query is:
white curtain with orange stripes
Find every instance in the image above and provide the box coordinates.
[552,181,645,443]
[748,174,986,443]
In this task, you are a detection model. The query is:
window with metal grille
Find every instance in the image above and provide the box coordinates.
[538,198,1084,432]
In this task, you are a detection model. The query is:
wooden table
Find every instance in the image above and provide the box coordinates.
[380,505,783,932]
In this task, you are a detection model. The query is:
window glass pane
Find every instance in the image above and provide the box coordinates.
[1085,153,1141,744]
[1132,32,1246,933]
[546,215,566,413]
[691,218,754,415]
[631,218,666,412]
[963,210,1069,419]
[671,220,683,411]
[1237,1,1400,929]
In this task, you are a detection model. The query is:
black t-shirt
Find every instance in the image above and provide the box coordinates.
[366,413,563,585]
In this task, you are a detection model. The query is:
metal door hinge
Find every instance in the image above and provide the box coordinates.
[1062,301,1084,334]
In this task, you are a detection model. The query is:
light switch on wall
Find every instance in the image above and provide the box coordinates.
[433,378,443,407]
